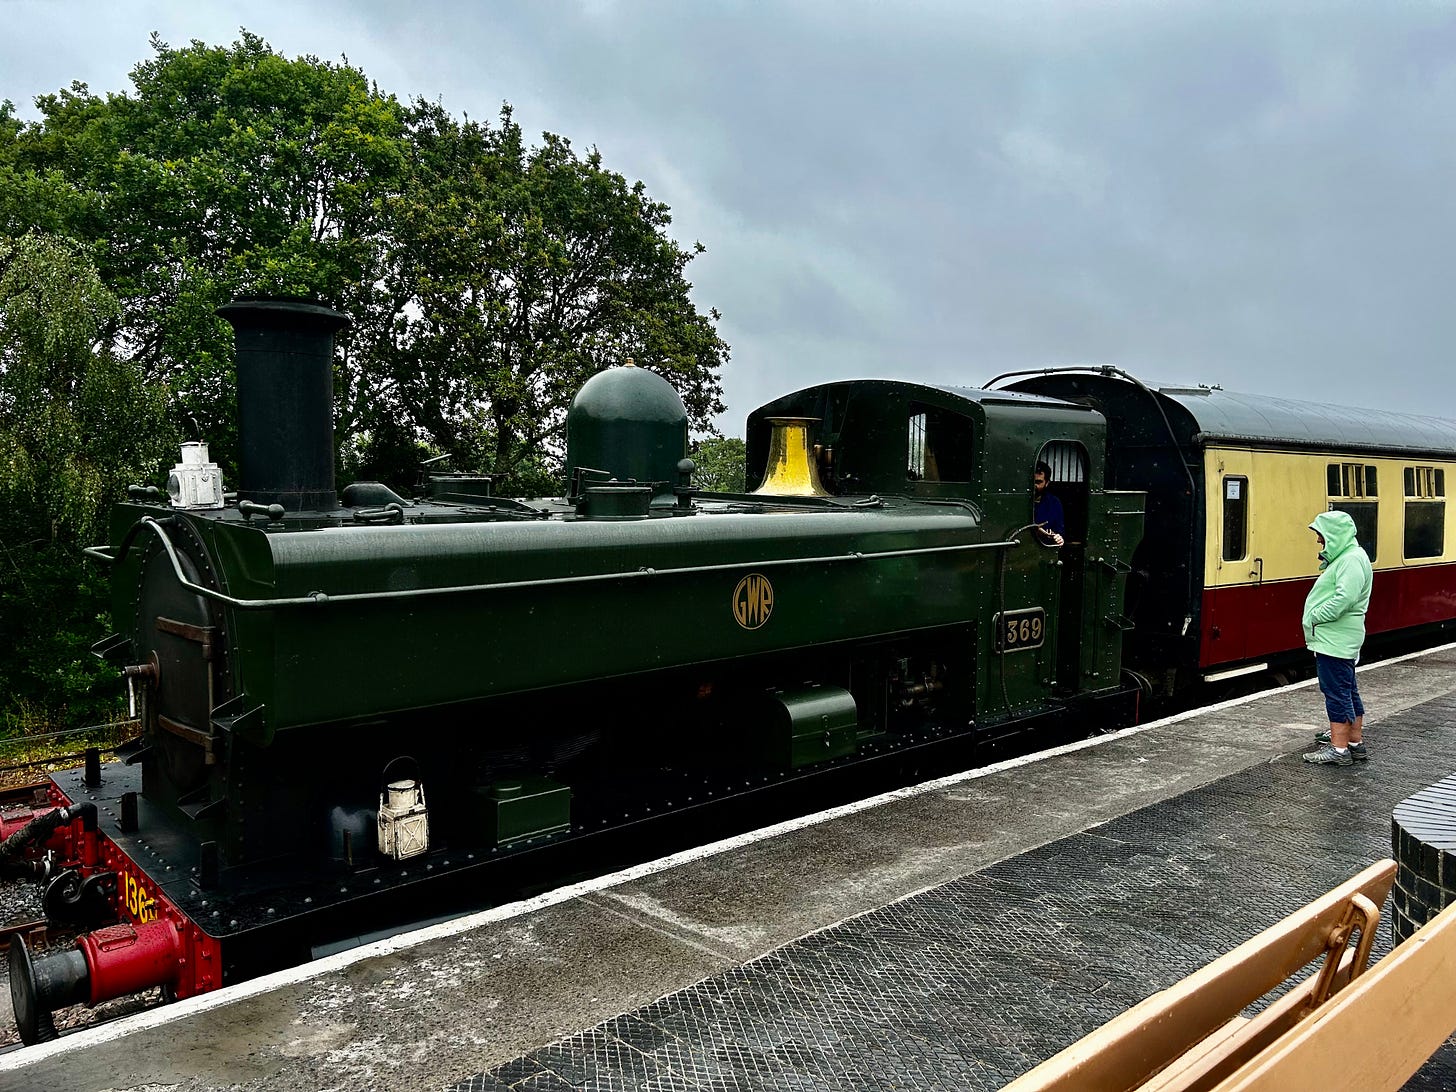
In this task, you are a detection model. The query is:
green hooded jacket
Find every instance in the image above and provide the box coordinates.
[1302,510,1374,659]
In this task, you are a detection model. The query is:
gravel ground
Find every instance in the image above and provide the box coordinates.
[2,798,50,1048]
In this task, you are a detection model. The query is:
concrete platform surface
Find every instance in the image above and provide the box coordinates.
[5,645,1456,1091]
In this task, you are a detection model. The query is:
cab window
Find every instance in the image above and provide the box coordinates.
[906,404,974,482]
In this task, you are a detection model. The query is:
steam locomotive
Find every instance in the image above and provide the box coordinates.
[8,297,1455,1043]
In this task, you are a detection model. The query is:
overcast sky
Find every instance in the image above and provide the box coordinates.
[4,0,1454,432]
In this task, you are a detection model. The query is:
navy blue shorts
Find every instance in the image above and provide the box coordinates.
[1315,653,1365,724]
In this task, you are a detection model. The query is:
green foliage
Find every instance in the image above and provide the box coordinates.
[378,102,728,486]
[0,544,122,735]
[3,32,411,473]
[2,31,728,491]
[0,234,175,732]
[0,233,173,540]
[0,31,730,730]
[691,436,748,493]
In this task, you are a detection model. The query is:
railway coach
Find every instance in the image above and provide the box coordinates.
[997,367,1456,695]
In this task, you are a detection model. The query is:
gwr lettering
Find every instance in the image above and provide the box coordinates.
[732,574,774,629]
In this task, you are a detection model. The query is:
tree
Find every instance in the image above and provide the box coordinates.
[2,33,728,491]
[1,32,411,474]
[692,437,747,493]
[0,32,731,727]
[375,102,728,485]
[0,233,175,730]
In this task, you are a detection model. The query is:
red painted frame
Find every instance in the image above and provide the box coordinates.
[1199,562,1456,668]
[36,782,223,999]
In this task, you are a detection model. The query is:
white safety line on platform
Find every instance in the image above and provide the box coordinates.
[5,640,1453,1070]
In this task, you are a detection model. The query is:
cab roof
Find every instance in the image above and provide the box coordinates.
[752,378,1094,415]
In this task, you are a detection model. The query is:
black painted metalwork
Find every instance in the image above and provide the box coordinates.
[1392,775,1456,944]
[215,298,350,512]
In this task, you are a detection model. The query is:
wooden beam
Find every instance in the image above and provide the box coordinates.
[1211,900,1456,1092]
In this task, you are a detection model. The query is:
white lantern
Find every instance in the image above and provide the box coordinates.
[166,442,225,509]
[377,778,429,861]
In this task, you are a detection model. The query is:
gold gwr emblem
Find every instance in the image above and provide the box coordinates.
[732,573,774,630]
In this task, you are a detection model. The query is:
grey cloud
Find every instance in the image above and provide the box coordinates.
[3,0,1454,428]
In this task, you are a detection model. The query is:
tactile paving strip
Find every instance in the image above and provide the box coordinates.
[453,694,1456,1091]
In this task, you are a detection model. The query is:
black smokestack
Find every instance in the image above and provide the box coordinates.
[216,298,351,512]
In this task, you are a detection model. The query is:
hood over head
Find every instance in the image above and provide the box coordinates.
[1309,509,1360,563]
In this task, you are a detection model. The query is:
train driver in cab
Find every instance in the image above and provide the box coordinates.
[1033,461,1065,547]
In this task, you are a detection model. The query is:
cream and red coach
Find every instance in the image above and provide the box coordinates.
[1003,367,1456,694]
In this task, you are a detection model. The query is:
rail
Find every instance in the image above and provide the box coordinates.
[0,920,48,956]
[1001,859,1456,1092]
[85,515,1024,611]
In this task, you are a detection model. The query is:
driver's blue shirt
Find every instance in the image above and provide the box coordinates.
[1035,492,1065,536]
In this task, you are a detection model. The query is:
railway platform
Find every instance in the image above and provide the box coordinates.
[6,644,1456,1091]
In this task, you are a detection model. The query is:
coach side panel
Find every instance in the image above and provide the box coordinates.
[1200,447,1456,671]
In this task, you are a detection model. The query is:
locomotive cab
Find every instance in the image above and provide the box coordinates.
[747,380,1143,710]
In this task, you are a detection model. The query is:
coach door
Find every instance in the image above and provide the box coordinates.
[1204,448,1255,668]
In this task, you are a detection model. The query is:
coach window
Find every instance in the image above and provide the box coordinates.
[906,404,974,482]
[1327,461,1379,562]
[1404,465,1446,560]
[1222,476,1248,562]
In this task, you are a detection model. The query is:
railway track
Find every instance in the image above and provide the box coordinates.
[0,919,48,954]
[0,782,50,808]
[0,786,52,955]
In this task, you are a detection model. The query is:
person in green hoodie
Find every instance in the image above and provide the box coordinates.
[1302,510,1374,766]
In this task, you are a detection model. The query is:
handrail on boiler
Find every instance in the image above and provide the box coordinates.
[84,515,1023,612]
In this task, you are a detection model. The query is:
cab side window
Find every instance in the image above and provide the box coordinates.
[907,405,974,482]
[1036,441,1088,543]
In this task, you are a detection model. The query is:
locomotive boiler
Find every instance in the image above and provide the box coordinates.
[8,299,1146,1043]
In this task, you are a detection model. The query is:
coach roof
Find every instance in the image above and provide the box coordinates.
[1156,386,1456,458]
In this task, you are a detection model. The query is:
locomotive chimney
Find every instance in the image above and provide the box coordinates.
[216,298,351,512]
